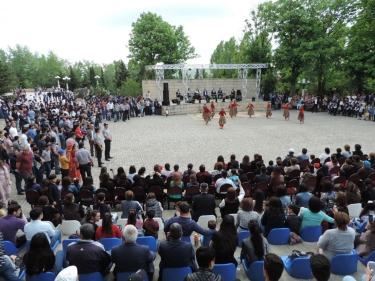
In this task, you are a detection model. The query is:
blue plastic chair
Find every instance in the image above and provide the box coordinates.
[162,267,192,281]
[237,231,250,247]
[62,238,79,254]
[26,272,56,281]
[99,238,122,251]
[200,234,212,247]
[117,272,149,281]
[267,228,290,245]
[300,225,322,242]
[212,263,236,281]
[79,272,108,281]
[281,256,313,279]
[331,249,358,275]
[242,260,265,281]
[17,270,26,280]
[3,240,25,255]
[26,239,59,251]
[357,250,375,266]
[136,236,157,252]
[181,236,191,243]
[355,219,368,234]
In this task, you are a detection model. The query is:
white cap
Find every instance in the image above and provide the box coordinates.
[289,148,295,153]
[55,266,78,281]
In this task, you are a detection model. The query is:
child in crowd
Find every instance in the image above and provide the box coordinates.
[229,169,240,187]
[208,220,216,230]
[285,204,301,234]
[93,192,111,219]
[56,179,62,195]
[143,210,159,239]
[73,178,81,190]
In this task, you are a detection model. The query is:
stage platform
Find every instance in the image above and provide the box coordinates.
[162,99,268,116]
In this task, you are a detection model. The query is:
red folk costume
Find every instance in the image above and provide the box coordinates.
[246,103,255,117]
[218,109,226,129]
[232,101,239,116]
[266,103,272,118]
[298,105,305,123]
[202,105,212,124]
[282,103,291,120]
[210,102,215,117]
[228,103,234,118]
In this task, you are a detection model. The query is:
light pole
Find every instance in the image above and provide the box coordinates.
[55,76,61,88]
[298,78,310,97]
[94,75,100,88]
[63,76,70,91]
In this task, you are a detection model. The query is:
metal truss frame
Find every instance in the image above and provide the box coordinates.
[146,63,268,100]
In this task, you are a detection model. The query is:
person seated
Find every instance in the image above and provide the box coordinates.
[81,210,100,240]
[95,212,122,240]
[146,164,167,188]
[0,204,26,247]
[111,225,156,281]
[61,176,79,198]
[196,164,210,178]
[295,183,312,208]
[23,233,55,276]
[276,186,291,210]
[240,220,270,267]
[361,178,375,207]
[227,154,239,171]
[25,176,40,191]
[209,215,237,266]
[159,223,198,280]
[284,158,300,176]
[358,161,375,182]
[164,202,216,238]
[191,183,216,222]
[346,181,361,205]
[126,209,144,236]
[24,208,61,247]
[215,170,236,194]
[145,192,163,219]
[317,212,355,260]
[263,253,284,281]
[121,190,143,219]
[236,198,260,232]
[66,224,111,277]
[37,196,61,227]
[116,173,132,191]
[143,210,159,239]
[310,254,331,281]
[253,166,270,186]
[355,220,375,258]
[285,204,301,234]
[81,176,97,192]
[132,174,147,191]
[352,155,364,169]
[184,246,224,281]
[183,163,196,177]
[100,172,115,201]
[260,197,286,237]
[0,232,22,281]
[320,182,336,211]
[219,186,245,218]
[93,192,111,219]
[169,172,184,200]
[63,193,84,221]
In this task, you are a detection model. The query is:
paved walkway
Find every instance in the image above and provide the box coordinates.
[3,108,372,281]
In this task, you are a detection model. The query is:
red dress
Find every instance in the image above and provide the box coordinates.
[266,103,272,118]
[210,103,215,117]
[95,224,122,240]
[218,110,226,128]
[202,106,211,123]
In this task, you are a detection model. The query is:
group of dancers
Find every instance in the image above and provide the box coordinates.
[202,100,306,128]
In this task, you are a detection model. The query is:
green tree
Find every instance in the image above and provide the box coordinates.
[100,68,106,88]
[119,78,141,96]
[128,12,198,80]
[69,66,78,91]
[210,37,238,78]
[0,59,13,94]
[89,67,96,87]
[115,60,129,88]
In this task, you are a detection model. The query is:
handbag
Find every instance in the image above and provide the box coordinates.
[288,250,314,260]
[289,232,303,245]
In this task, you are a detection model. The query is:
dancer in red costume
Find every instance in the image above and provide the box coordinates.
[232,101,239,117]
[266,102,272,118]
[298,105,305,123]
[210,101,215,117]
[282,103,291,120]
[246,103,255,118]
[202,104,212,124]
[228,103,234,118]
[218,108,226,129]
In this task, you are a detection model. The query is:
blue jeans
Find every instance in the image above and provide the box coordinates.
[44,161,51,177]
[50,229,62,246]
[0,255,20,281]
[343,275,366,281]
[14,171,22,193]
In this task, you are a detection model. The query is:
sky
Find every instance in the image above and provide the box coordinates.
[0,0,266,66]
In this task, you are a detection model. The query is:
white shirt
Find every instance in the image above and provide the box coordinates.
[20,134,28,148]
[319,153,331,165]
[9,127,18,137]
[215,178,237,193]
[24,220,56,244]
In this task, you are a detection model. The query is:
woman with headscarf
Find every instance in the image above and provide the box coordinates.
[66,143,81,182]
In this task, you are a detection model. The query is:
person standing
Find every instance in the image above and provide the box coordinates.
[266,102,272,118]
[232,101,239,117]
[0,160,11,206]
[210,101,215,118]
[86,123,96,157]
[102,123,113,161]
[298,105,305,123]
[218,108,226,129]
[75,142,94,178]
[16,146,33,191]
[9,149,23,195]
[246,103,255,118]
[202,105,211,125]
[228,103,234,118]
[282,103,291,121]
[94,128,104,168]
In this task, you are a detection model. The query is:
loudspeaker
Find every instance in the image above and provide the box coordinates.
[162,83,170,106]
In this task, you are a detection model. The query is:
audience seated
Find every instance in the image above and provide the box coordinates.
[158,222,198,281]
[253,190,265,215]
[66,224,111,277]
[184,246,224,281]
[285,204,301,234]
[219,186,244,218]
[191,183,216,222]
[355,221,375,258]
[145,165,166,188]
[284,158,300,176]
[143,210,159,239]
[317,212,355,260]
[183,163,196,177]
[61,176,79,198]
[209,215,237,266]
[276,186,291,210]
[121,190,143,219]
[215,170,236,194]
[0,232,21,281]
[93,192,111,218]
[100,172,115,201]
[82,210,100,240]
[126,209,144,236]
[282,149,295,166]
[297,148,310,164]
[127,165,137,183]
[81,176,96,192]
[361,179,375,207]
[240,220,270,267]
[23,232,55,275]
[236,198,260,232]
[299,197,335,232]
[25,208,61,246]
[310,254,331,281]
[0,204,26,247]
[111,224,156,280]
[253,166,270,186]
[63,193,84,221]
[95,212,122,240]
[264,253,284,281]
[169,172,184,200]
[196,164,210,178]
[37,196,61,227]
[145,192,163,219]
[261,197,285,237]
[25,176,40,191]
[346,181,361,205]
[164,202,216,237]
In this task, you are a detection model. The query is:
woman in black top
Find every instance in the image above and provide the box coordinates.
[100,173,115,201]
[210,215,237,266]
[37,196,61,227]
[81,210,100,240]
[261,197,285,237]
[361,179,375,207]
[93,192,110,218]
[47,174,62,213]
[63,193,84,221]
[219,187,240,218]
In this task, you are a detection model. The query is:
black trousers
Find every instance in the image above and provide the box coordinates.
[104,139,111,159]
[96,145,102,166]
[79,163,92,178]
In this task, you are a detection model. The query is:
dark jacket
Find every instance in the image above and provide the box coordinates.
[285,214,301,234]
[261,210,285,237]
[184,269,223,281]
[191,193,216,222]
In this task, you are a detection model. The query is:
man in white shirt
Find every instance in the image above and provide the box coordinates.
[319,147,331,165]
[9,122,18,137]
[215,170,236,194]
[19,128,28,148]
[24,208,61,246]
